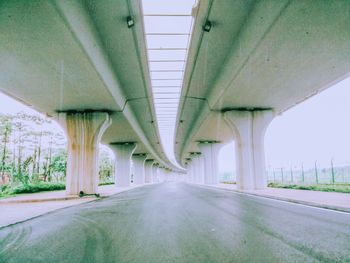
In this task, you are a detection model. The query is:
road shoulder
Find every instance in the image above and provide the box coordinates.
[194,183,350,213]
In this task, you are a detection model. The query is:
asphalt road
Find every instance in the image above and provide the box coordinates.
[0,182,349,263]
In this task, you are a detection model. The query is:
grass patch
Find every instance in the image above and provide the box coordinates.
[268,182,350,193]
[10,182,66,194]
[0,181,115,199]
[222,181,236,184]
[98,181,114,186]
[0,182,65,198]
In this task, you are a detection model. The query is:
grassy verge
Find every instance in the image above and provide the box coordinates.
[98,181,114,186]
[0,181,115,199]
[0,182,65,198]
[222,181,236,184]
[268,182,350,193]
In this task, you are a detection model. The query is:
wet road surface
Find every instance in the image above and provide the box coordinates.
[0,182,349,263]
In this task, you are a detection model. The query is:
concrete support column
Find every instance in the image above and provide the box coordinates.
[158,168,165,182]
[58,112,111,195]
[185,159,193,183]
[198,142,222,185]
[132,154,147,185]
[224,110,274,190]
[191,153,204,184]
[152,163,159,183]
[110,142,137,187]
[190,154,198,183]
[187,165,191,182]
[197,154,205,184]
[144,159,154,183]
[184,162,190,182]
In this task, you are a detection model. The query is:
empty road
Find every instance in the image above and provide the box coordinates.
[0,183,349,263]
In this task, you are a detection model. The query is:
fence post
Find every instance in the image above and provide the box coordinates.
[314,161,318,184]
[290,165,293,183]
[281,167,284,184]
[331,159,335,184]
[273,169,276,182]
[301,163,305,183]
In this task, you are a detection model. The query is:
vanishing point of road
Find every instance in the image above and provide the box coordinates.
[0,183,349,263]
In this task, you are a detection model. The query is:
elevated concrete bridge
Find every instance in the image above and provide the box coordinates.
[0,0,181,195]
[0,0,350,194]
[176,0,350,190]
[1,1,350,262]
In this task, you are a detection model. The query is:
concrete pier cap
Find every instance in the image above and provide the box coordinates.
[110,142,137,187]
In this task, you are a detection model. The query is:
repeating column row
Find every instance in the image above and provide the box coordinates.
[185,110,273,191]
[57,111,169,195]
[57,109,274,195]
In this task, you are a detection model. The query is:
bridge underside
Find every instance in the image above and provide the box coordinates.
[0,0,349,191]
[176,0,350,189]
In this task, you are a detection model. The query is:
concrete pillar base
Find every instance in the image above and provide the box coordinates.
[110,142,137,187]
[224,110,273,190]
[58,111,111,195]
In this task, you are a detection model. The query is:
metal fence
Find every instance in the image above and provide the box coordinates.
[267,161,350,184]
[220,160,350,185]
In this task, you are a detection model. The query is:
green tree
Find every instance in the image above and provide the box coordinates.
[50,150,67,182]
[0,115,12,182]
[99,149,113,183]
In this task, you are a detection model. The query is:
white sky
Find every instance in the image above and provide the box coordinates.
[141,0,197,168]
[0,94,64,133]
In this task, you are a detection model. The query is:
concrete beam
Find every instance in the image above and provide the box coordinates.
[58,111,111,195]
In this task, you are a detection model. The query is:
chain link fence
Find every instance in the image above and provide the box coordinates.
[267,160,350,184]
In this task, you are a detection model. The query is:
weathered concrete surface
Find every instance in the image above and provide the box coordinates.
[0,183,349,263]
[58,112,111,195]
